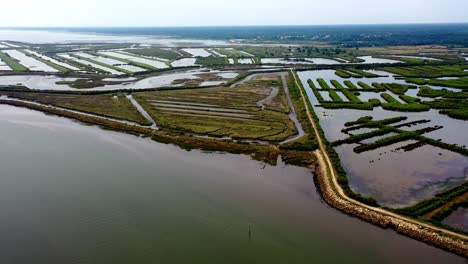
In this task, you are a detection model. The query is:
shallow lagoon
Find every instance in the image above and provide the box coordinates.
[298,70,468,207]
[0,105,463,264]
[4,49,58,72]
[442,208,468,232]
[0,69,237,91]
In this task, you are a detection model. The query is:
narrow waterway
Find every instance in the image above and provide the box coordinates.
[126,94,159,129]
[280,73,306,144]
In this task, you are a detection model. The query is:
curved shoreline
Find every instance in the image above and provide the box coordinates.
[291,70,468,257]
[1,70,466,257]
[313,150,468,257]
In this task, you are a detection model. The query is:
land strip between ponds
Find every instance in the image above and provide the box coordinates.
[126,94,158,129]
[0,96,276,147]
[290,70,468,257]
[279,73,306,144]
[0,96,151,128]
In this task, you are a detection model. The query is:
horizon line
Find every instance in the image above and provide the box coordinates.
[1,22,468,29]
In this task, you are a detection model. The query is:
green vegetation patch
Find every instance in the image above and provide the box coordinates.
[21,50,70,73]
[380,93,430,112]
[335,116,467,156]
[418,86,468,99]
[70,54,131,75]
[133,76,298,142]
[380,65,468,78]
[1,92,151,125]
[126,48,183,60]
[346,68,381,78]
[393,183,468,218]
[407,77,468,90]
[0,51,28,71]
[95,52,157,71]
[195,56,229,66]
[335,69,360,79]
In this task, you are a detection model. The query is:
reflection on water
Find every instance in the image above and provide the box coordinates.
[442,207,468,232]
[0,70,238,91]
[0,105,463,263]
[0,29,230,46]
[298,70,468,207]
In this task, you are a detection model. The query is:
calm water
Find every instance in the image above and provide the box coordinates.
[0,105,464,264]
[0,69,236,91]
[442,207,468,232]
[0,29,230,46]
[298,70,468,208]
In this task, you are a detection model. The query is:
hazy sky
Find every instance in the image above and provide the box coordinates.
[1,0,467,27]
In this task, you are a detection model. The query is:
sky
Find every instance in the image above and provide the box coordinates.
[1,0,467,27]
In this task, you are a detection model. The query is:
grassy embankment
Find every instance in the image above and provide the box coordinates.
[133,76,298,142]
[0,97,288,165]
[380,93,430,112]
[125,48,184,61]
[380,65,468,78]
[407,77,468,90]
[309,78,462,113]
[294,72,380,206]
[195,57,229,66]
[279,72,319,152]
[416,86,468,120]
[335,68,380,78]
[307,79,429,111]
[333,116,468,155]
[0,51,28,71]
[0,73,320,167]
[70,54,132,75]
[19,50,70,73]
[0,92,151,125]
[94,52,158,71]
[392,183,468,234]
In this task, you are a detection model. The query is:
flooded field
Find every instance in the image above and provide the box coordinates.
[171,58,198,67]
[59,54,124,75]
[100,51,169,69]
[238,58,254,64]
[0,104,463,264]
[442,207,468,231]
[182,48,212,57]
[0,70,239,91]
[4,49,58,72]
[0,58,12,71]
[261,58,341,65]
[25,50,80,71]
[74,52,146,73]
[0,29,231,46]
[392,55,442,61]
[357,56,401,64]
[298,70,468,208]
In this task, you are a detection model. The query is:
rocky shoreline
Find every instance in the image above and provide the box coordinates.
[313,150,468,258]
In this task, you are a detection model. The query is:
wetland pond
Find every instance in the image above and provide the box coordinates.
[298,70,468,209]
[0,70,238,91]
[0,105,464,264]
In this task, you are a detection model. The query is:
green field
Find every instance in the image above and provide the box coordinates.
[380,65,468,78]
[20,50,70,73]
[0,51,28,71]
[95,52,157,70]
[0,92,151,125]
[407,77,468,90]
[133,76,298,141]
[125,48,184,60]
[195,56,229,66]
[70,54,132,75]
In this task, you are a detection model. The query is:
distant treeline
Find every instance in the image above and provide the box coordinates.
[13,24,468,46]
